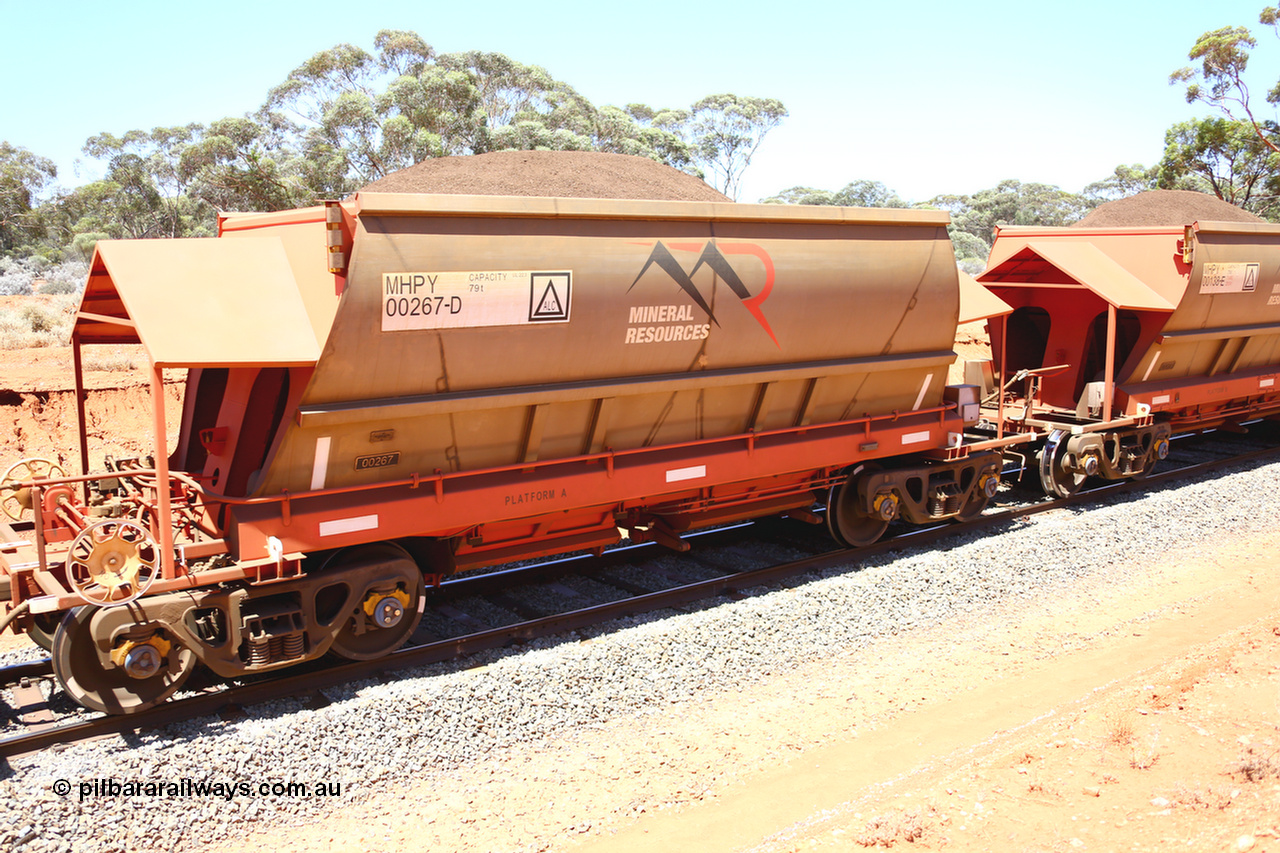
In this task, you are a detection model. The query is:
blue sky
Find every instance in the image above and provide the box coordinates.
[4,0,1278,203]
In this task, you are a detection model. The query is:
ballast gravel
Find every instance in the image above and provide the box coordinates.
[2,458,1279,852]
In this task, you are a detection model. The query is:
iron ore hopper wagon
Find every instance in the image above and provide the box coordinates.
[0,194,1003,714]
[971,220,1280,497]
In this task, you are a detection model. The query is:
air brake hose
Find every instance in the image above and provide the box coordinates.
[0,600,32,636]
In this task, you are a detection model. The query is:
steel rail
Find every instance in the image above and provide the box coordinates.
[3,434,1279,760]
[0,658,52,683]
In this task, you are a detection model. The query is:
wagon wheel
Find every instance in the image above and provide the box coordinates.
[1,458,65,521]
[1129,435,1168,482]
[954,469,1000,523]
[322,543,426,661]
[27,612,62,652]
[65,519,160,607]
[1037,430,1087,499]
[826,462,890,548]
[52,607,196,714]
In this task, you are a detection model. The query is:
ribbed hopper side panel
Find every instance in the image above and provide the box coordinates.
[257,200,959,495]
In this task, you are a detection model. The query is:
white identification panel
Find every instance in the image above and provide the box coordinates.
[382,270,572,331]
[1199,262,1259,295]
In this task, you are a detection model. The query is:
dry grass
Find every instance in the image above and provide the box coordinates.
[853,808,928,848]
[1233,747,1280,782]
[1105,712,1136,748]
[1098,711,1162,769]
[0,296,76,349]
[1168,783,1233,810]
[81,350,139,372]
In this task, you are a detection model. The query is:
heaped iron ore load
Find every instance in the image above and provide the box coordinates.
[0,192,1004,714]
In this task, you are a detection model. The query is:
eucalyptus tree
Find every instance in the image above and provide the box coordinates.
[929,180,1090,248]
[1158,117,1280,218]
[262,32,686,191]
[1170,8,1280,153]
[178,117,312,212]
[761,180,905,208]
[263,38,403,190]
[1081,164,1159,203]
[685,94,787,200]
[0,142,57,253]
[79,126,214,239]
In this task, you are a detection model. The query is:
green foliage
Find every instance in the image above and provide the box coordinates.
[8,29,785,264]
[71,127,220,239]
[38,278,80,295]
[685,94,787,200]
[1083,164,1159,203]
[0,141,58,253]
[950,230,991,275]
[762,180,906,208]
[1170,25,1257,110]
[1158,117,1280,218]
[761,186,836,205]
[259,34,711,194]
[1170,11,1280,154]
[761,180,997,270]
[832,180,907,208]
[929,180,1090,248]
[70,232,108,263]
[179,117,311,212]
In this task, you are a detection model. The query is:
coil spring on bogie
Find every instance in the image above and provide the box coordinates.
[246,632,306,666]
[929,485,964,517]
[247,637,272,667]
[282,632,305,659]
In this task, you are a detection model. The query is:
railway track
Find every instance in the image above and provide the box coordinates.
[3,424,1278,760]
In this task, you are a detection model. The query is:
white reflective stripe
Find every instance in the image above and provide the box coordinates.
[1262,378,1275,388]
[1152,394,1171,405]
[666,465,706,483]
[912,373,933,411]
[311,436,332,491]
[319,514,379,537]
[902,430,931,446]
[1142,349,1161,382]
[28,595,61,614]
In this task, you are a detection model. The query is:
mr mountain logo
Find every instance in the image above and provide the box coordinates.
[625,241,778,347]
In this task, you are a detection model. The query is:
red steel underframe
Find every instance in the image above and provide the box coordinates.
[984,366,1280,438]
[5,403,969,613]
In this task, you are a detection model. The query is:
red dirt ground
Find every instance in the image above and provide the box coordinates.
[0,344,184,472]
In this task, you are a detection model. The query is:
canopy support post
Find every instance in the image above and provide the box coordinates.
[72,331,90,505]
[151,364,176,579]
[1104,304,1116,422]
[997,314,1007,440]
